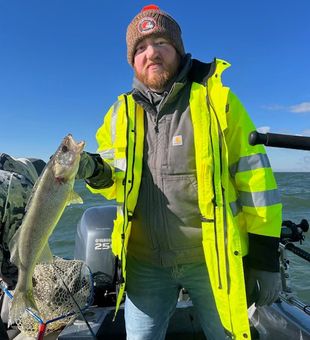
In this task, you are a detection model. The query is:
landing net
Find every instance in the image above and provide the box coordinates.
[14,257,93,336]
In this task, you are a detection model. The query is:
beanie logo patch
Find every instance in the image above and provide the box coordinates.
[138,17,156,33]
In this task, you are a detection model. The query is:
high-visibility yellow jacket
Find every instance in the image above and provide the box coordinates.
[88,58,282,339]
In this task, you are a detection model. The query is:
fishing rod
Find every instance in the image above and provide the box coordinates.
[249,131,310,151]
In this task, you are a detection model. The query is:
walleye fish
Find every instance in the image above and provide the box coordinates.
[9,134,85,325]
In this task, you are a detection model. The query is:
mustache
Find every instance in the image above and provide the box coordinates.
[145,57,163,67]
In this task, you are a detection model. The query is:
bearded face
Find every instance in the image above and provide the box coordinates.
[133,37,181,92]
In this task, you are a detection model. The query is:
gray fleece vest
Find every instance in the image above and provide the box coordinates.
[127,57,206,266]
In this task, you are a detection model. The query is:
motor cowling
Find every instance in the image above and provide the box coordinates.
[74,205,117,306]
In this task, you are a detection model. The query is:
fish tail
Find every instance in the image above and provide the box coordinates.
[9,289,39,327]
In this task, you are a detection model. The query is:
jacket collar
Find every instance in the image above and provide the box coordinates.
[131,55,216,113]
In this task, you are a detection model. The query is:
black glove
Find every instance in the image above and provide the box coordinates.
[76,152,96,179]
[76,152,113,189]
[246,268,281,306]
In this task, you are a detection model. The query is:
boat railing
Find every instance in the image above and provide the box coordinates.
[249,131,310,151]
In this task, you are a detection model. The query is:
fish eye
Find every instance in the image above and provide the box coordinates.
[62,145,68,153]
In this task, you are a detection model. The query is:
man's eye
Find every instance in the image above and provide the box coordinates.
[156,40,167,46]
[135,45,145,54]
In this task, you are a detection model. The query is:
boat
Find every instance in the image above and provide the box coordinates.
[61,205,310,340]
[2,131,310,339]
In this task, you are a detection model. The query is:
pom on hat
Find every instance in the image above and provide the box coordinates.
[126,4,185,65]
[142,4,160,11]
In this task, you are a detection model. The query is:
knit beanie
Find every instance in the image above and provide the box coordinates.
[126,4,185,65]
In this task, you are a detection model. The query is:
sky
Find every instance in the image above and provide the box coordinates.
[0,0,310,171]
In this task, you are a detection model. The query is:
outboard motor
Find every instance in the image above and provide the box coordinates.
[74,205,117,306]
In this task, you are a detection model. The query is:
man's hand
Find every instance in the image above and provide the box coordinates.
[246,268,281,306]
[76,152,96,179]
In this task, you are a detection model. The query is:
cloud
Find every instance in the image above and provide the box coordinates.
[289,102,310,113]
[263,102,310,114]
[257,126,271,133]
[302,129,310,136]
[262,104,284,111]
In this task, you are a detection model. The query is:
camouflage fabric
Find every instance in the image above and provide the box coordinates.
[0,153,39,289]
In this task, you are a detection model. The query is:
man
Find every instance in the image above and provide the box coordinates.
[0,153,46,339]
[77,4,282,339]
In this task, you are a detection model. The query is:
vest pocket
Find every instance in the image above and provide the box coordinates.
[163,174,201,227]
[162,174,202,250]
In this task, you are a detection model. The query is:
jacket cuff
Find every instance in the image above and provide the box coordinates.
[246,233,280,272]
[86,155,114,189]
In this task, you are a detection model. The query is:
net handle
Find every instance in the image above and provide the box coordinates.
[37,323,47,340]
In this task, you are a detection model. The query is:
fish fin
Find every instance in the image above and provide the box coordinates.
[67,190,83,205]
[39,243,53,263]
[9,228,22,266]
[9,289,39,327]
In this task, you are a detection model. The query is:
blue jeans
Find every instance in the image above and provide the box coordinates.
[124,256,229,340]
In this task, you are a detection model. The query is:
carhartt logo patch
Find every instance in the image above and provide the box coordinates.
[172,135,183,146]
[138,17,156,33]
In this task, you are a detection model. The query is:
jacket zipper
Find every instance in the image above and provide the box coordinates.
[207,90,231,294]
[207,95,223,290]
[218,130,231,295]
[119,95,136,281]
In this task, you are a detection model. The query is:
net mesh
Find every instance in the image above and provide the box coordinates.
[15,257,93,336]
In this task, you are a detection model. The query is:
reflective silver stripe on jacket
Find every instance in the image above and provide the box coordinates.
[229,153,270,178]
[99,100,127,172]
[111,100,121,144]
[99,151,126,172]
[230,200,242,217]
[114,158,127,172]
[239,189,280,207]
[99,150,114,160]
[230,189,280,216]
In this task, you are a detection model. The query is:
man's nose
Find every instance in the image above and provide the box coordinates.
[145,44,159,58]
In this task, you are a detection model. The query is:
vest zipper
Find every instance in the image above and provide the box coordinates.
[154,116,159,133]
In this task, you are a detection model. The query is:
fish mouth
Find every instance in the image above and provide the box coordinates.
[51,134,85,179]
[77,141,85,153]
[62,134,85,154]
